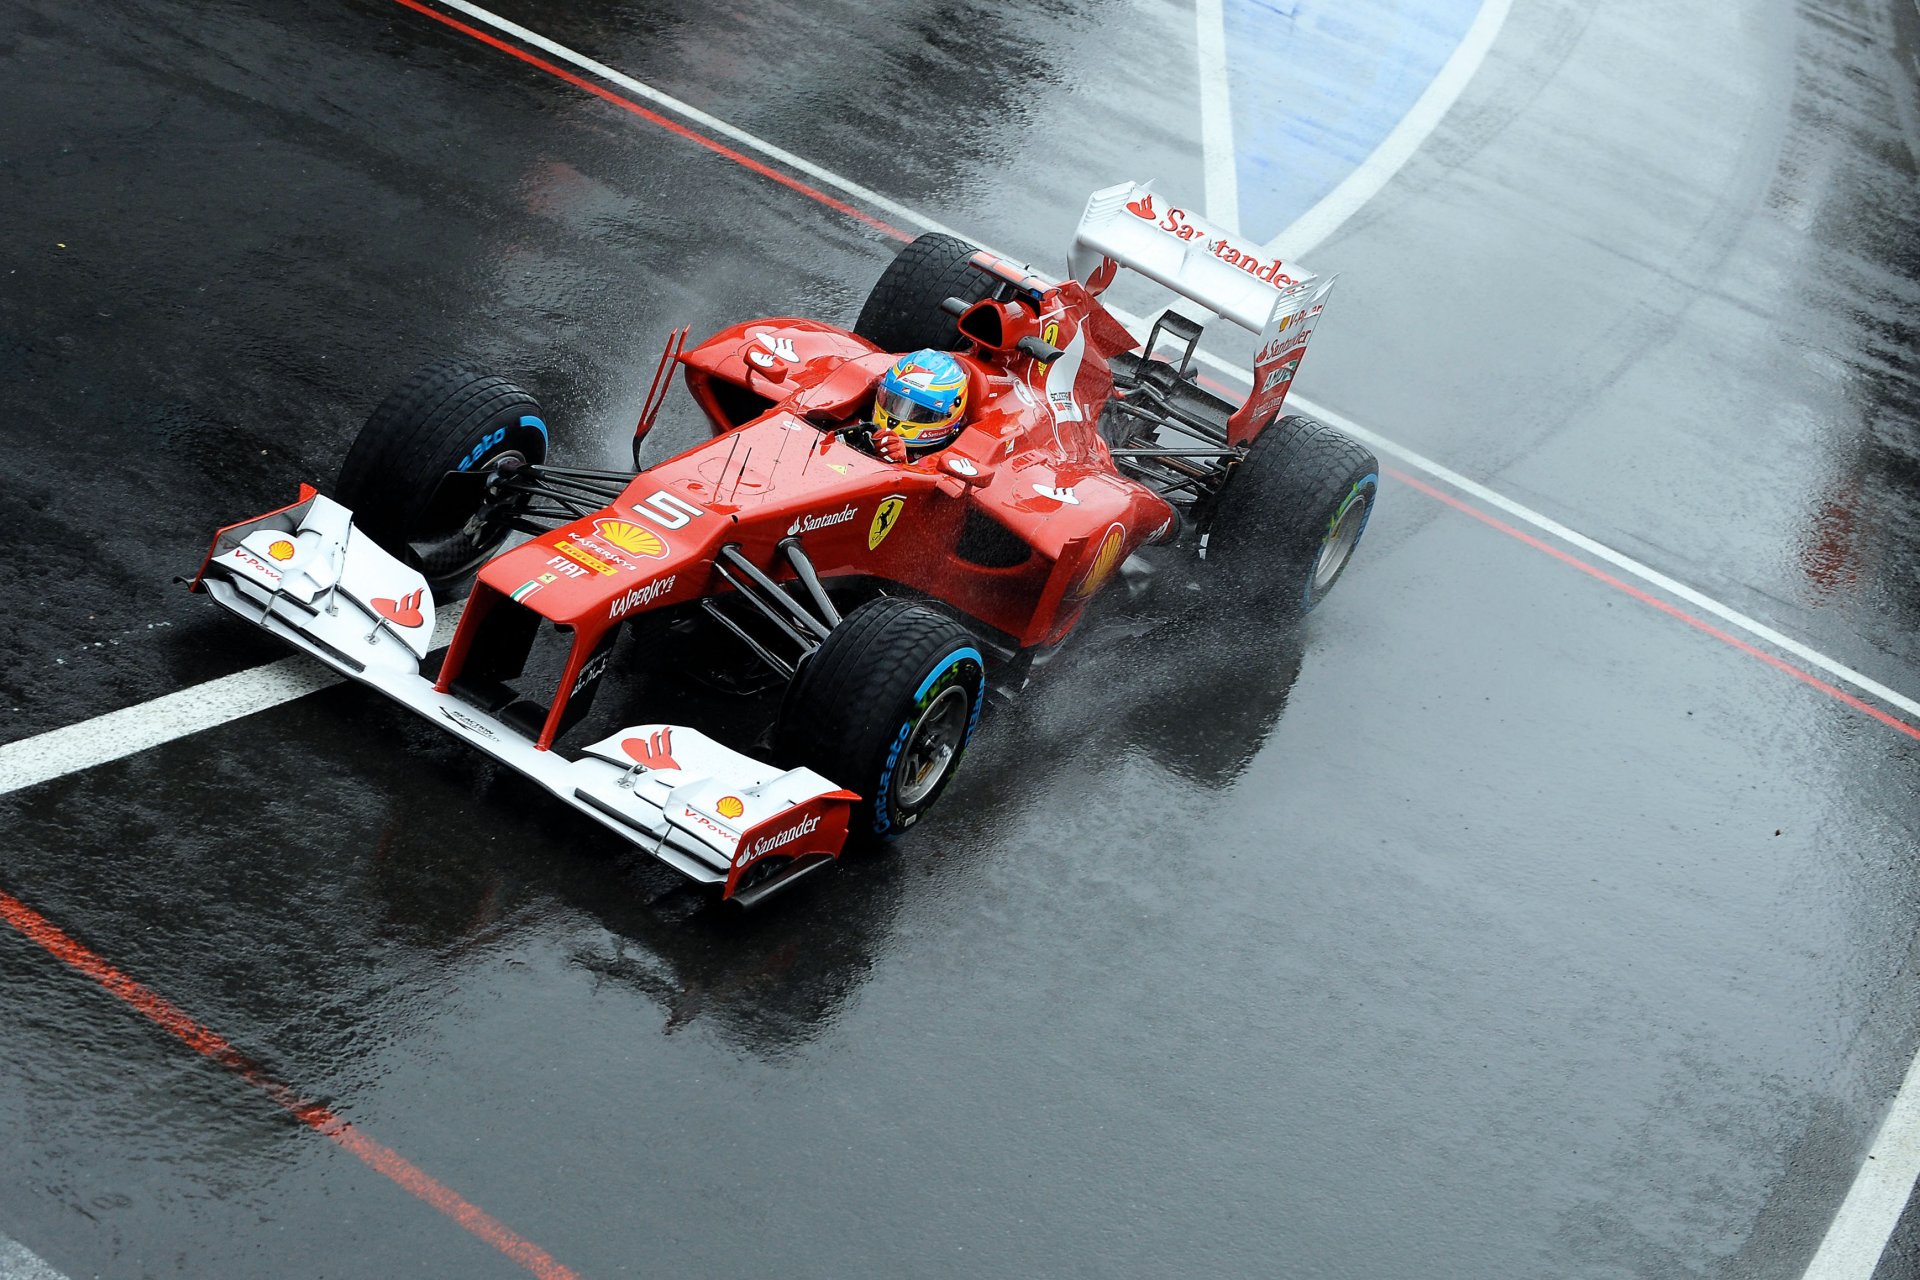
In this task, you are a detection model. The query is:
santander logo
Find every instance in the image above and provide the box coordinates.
[787,504,858,536]
[739,812,823,863]
[621,727,680,770]
[374,589,425,628]
[1129,193,1299,288]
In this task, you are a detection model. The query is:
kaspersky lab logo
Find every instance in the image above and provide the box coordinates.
[608,575,677,620]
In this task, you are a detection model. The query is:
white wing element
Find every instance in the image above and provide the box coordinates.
[196,492,853,895]
[204,492,436,665]
[1067,180,1323,339]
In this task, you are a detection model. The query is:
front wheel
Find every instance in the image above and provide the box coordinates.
[775,598,987,843]
[1203,415,1378,619]
[334,359,549,591]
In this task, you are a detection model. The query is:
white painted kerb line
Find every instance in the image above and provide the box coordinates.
[433,0,974,245]
[1283,385,1920,725]
[0,658,335,797]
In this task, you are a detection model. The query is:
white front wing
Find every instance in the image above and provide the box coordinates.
[196,493,849,890]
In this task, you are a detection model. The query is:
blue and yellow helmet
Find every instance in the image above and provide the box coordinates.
[872,349,967,451]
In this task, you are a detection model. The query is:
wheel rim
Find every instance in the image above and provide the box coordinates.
[1312,492,1370,592]
[411,450,530,580]
[897,684,969,808]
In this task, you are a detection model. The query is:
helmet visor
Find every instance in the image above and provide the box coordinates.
[876,386,956,427]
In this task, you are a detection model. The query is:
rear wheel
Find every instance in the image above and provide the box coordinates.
[335,359,549,591]
[775,597,987,843]
[853,233,996,354]
[1203,415,1378,619]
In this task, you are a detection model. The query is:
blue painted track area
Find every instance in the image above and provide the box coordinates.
[1226,0,1483,240]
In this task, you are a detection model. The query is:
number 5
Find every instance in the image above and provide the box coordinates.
[633,490,703,529]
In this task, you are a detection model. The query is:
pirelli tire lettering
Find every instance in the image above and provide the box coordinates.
[872,645,986,836]
[775,598,987,845]
[333,359,549,587]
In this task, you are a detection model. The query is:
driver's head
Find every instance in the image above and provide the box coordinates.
[871,349,967,454]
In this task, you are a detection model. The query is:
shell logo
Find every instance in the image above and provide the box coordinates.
[592,519,668,559]
[1074,523,1128,599]
[716,795,745,820]
[268,539,295,561]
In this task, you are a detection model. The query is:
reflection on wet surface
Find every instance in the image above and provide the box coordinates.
[1778,0,1920,660]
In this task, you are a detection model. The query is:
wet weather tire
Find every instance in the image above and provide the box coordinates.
[776,597,986,844]
[335,359,548,590]
[1205,415,1378,618]
[853,233,997,355]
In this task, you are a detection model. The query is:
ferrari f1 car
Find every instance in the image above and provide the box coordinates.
[191,182,1378,905]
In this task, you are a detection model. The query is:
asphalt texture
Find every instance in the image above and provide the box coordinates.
[3,0,1920,1277]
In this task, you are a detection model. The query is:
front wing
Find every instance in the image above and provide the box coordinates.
[191,489,856,905]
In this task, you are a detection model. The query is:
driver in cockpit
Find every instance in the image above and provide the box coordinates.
[866,349,968,463]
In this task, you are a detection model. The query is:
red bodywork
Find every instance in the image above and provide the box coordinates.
[438,270,1182,750]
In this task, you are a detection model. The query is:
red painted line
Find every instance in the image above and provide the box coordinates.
[0,888,581,1280]
[387,0,909,241]
[1388,468,1920,743]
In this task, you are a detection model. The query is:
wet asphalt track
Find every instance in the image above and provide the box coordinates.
[4,0,1920,1276]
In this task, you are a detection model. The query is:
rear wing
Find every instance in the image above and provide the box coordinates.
[1067,181,1334,441]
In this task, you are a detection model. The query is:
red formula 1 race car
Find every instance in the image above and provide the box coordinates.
[191,183,1378,905]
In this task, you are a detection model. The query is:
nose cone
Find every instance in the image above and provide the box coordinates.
[477,510,711,629]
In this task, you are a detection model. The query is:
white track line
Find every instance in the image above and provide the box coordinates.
[434,0,976,245]
[0,608,463,800]
[1264,0,1514,257]
[1194,0,1242,233]
[1282,387,1920,723]
[1805,1048,1920,1278]
[0,657,335,797]
[0,1233,69,1280]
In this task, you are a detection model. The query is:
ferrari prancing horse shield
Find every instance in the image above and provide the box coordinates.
[869,495,906,550]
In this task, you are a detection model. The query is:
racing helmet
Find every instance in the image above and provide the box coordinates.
[871,349,968,452]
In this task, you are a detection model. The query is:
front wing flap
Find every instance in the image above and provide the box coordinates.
[193,490,856,900]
